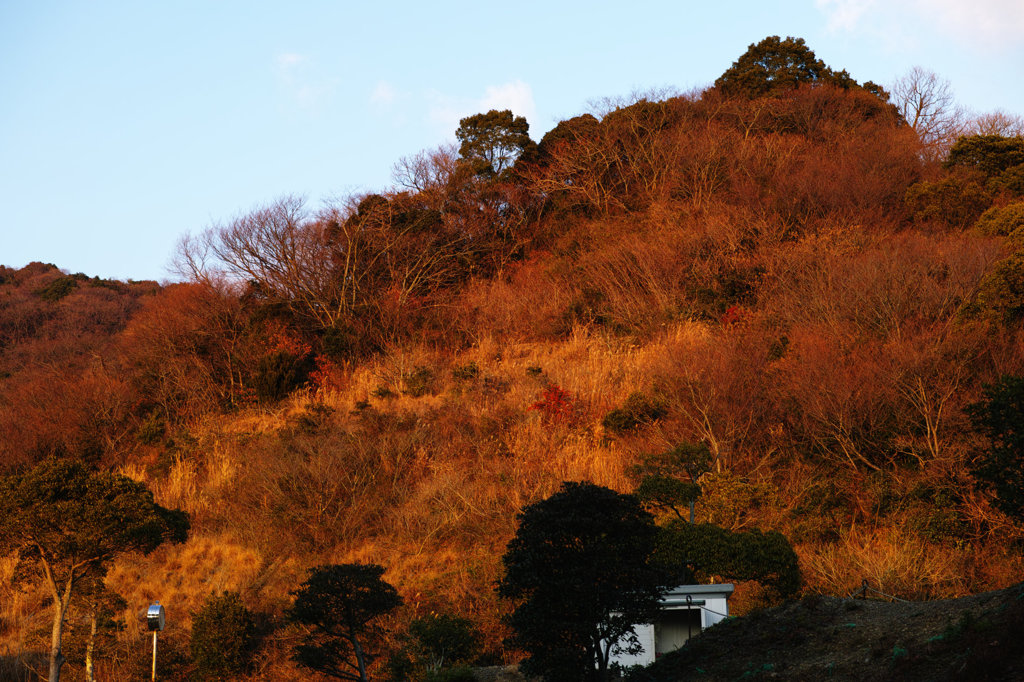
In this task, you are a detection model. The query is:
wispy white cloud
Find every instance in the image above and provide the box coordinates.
[922,0,1024,51]
[479,80,537,123]
[815,0,877,32]
[276,53,306,70]
[370,80,398,106]
[427,80,537,138]
[816,0,1024,52]
[274,52,338,114]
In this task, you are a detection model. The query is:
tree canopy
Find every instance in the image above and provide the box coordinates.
[654,522,801,601]
[455,109,535,177]
[945,134,1024,178]
[498,482,666,682]
[630,441,712,522]
[0,458,189,682]
[714,35,857,98]
[968,375,1024,522]
[288,563,403,681]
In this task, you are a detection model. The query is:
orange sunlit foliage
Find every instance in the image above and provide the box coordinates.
[6,73,1024,678]
[0,264,156,470]
[118,281,259,421]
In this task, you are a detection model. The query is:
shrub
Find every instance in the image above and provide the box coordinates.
[968,375,1024,522]
[308,355,344,393]
[602,392,668,434]
[403,366,435,397]
[135,410,165,445]
[427,666,476,682]
[974,201,1024,236]
[451,362,480,381]
[991,163,1024,196]
[36,275,77,301]
[905,176,992,229]
[253,350,312,402]
[388,613,481,680]
[322,322,367,360]
[190,591,258,679]
[529,385,574,423]
[1008,226,1024,252]
[974,253,1024,324]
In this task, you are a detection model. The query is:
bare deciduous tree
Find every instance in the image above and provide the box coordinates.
[891,67,966,161]
[970,110,1024,137]
[176,196,341,327]
[391,143,462,203]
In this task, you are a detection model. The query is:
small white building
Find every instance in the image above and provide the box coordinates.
[611,583,734,668]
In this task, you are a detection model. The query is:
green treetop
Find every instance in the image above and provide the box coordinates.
[455,109,536,178]
[715,35,858,98]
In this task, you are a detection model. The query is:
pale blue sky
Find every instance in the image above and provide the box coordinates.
[3,1,1023,281]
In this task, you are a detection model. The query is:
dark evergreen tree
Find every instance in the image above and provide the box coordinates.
[537,113,601,162]
[945,134,1024,178]
[288,563,402,681]
[715,35,857,98]
[968,376,1024,521]
[497,482,666,682]
[190,591,258,679]
[630,442,712,522]
[653,522,801,601]
[455,109,536,178]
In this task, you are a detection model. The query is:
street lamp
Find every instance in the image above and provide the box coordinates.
[147,602,166,681]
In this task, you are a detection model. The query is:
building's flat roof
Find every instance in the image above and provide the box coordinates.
[663,583,735,597]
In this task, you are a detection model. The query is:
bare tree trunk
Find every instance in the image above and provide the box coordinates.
[43,561,75,682]
[49,599,67,682]
[351,632,369,682]
[85,611,97,682]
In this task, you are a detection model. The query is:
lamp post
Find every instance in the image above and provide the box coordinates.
[146,603,166,681]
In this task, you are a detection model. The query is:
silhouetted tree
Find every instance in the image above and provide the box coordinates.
[288,563,402,681]
[498,482,666,682]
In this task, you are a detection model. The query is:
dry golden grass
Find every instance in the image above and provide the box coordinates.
[50,314,1017,675]
[800,527,972,599]
[106,534,266,637]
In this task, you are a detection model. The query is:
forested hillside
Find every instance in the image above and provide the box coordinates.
[3,36,1024,680]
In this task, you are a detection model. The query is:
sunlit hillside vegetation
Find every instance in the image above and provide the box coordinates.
[4,37,1024,680]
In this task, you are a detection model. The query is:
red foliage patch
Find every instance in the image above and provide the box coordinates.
[529,385,575,423]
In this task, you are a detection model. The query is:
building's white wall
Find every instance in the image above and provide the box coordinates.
[701,597,729,627]
[611,623,655,668]
[609,585,734,669]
